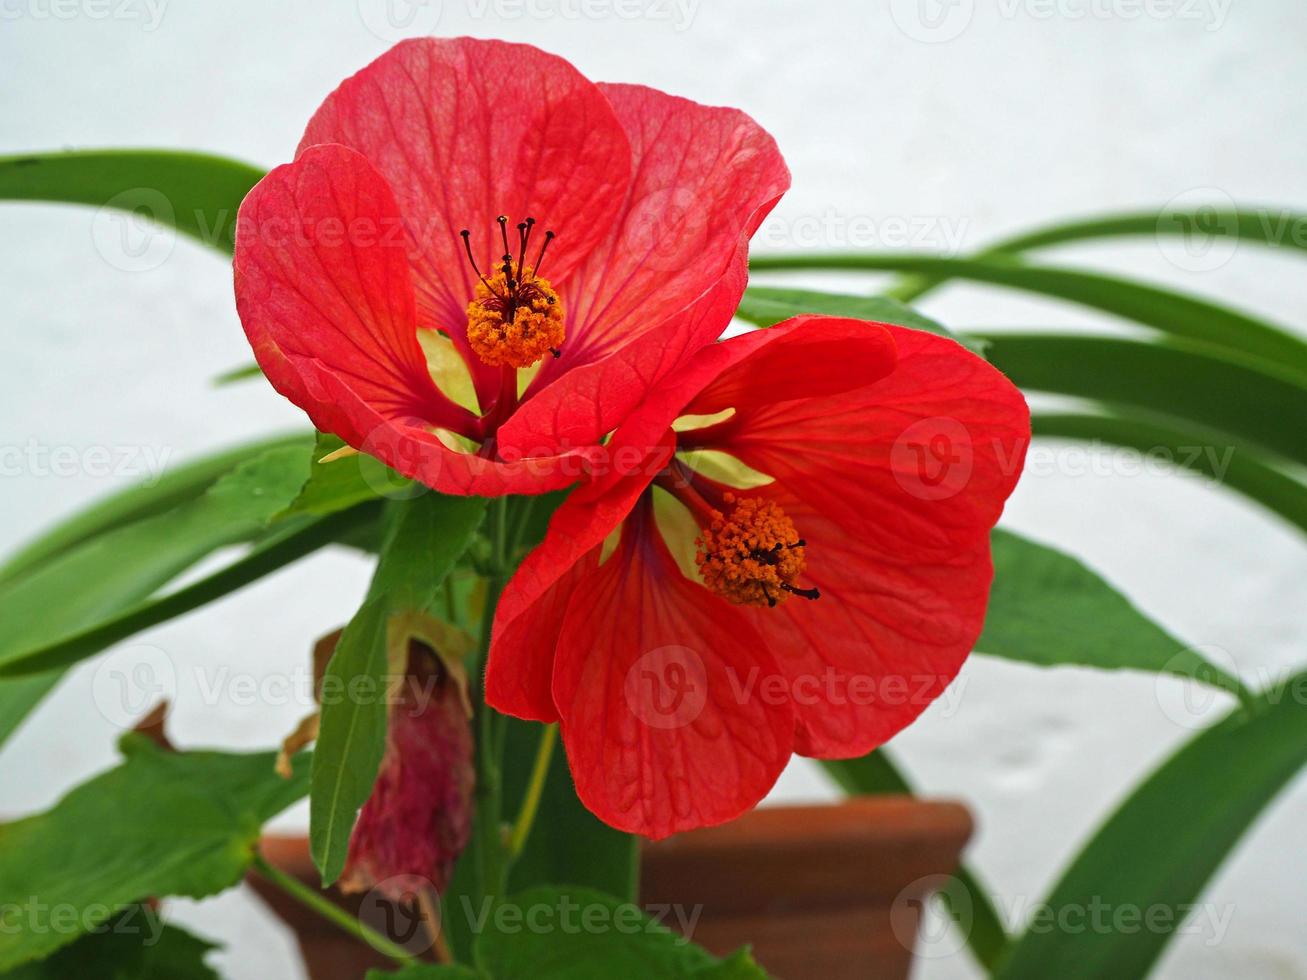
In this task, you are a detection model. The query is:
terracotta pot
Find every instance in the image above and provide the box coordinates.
[641,797,973,979]
[250,796,971,980]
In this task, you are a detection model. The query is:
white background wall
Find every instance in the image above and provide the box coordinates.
[2,2,1305,977]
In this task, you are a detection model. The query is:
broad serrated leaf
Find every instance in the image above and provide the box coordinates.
[0,909,220,980]
[0,736,308,969]
[472,887,768,979]
[282,432,412,519]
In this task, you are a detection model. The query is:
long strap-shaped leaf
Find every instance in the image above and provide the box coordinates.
[888,207,1307,304]
[1032,412,1307,536]
[748,253,1307,380]
[0,436,313,746]
[974,332,1307,468]
[0,149,262,253]
[995,672,1307,978]
[0,506,378,679]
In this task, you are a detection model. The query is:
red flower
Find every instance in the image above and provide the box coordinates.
[485,315,1030,838]
[233,37,788,496]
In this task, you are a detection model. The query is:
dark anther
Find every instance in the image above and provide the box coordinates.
[780,583,821,601]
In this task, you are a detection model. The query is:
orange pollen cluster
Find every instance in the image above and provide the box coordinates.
[460,215,564,369]
[695,494,821,608]
[465,268,564,368]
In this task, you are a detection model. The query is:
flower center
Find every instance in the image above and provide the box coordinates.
[460,216,564,369]
[695,493,821,608]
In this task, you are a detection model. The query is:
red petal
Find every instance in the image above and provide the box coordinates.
[234,143,469,431]
[299,38,632,404]
[683,315,898,417]
[494,245,747,458]
[552,83,788,365]
[486,435,674,720]
[234,144,591,497]
[551,503,794,839]
[710,325,1030,755]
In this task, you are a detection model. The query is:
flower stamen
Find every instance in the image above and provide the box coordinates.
[461,217,564,368]
[696,493,821,608]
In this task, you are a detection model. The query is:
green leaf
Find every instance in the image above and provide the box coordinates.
[0,149,263,254]
[995,206,1307,255]
[0,506,378,680]
[0,439,316,740]
[311,493,488,884]
[0,432,309,588]
[0,735,308,969]
[976,332,1307,468]
[1031,411,1307,537]
[981,529,1247,696]
[736,285,985,353]
[212,362,264,386]
[886,205,1307,304]
[281,432,408,519]
[749,253,1307,378]
[0,444,315,678]
[471,886,767,979]
[994,671,1307,979]
[818,752,1010,971]
[0,910,220,980]
[365,968,483,980]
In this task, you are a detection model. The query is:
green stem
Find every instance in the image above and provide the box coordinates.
[508,723,558,858]
[250,853,415,967]
[468,498,511,913]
